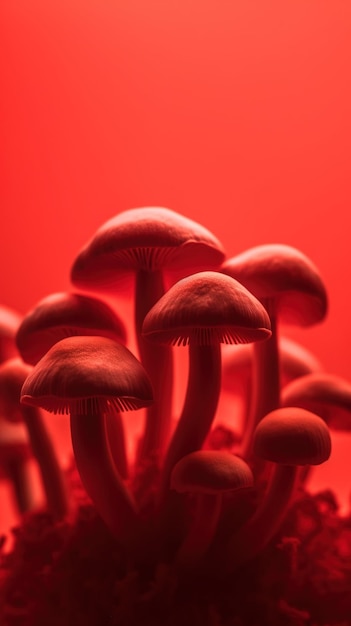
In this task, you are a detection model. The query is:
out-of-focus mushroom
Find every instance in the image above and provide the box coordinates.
[0,418,34,514]
[0,304,22,363]
[142,270,271,496]
[0,358,69,520]
[222,244,328,459]
[71,207,226,464]
[21,336,153,539]
[171,450,253,568]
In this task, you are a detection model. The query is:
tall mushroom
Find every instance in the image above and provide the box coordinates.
[16,291,129,478]
[142,270,271,496]
[221,244,328,459]
[71,207,226,464]
[21,336,153,539]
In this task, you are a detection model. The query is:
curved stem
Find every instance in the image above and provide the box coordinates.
[22,405,70,520]
[135,269,174,463]
[224,464,297,573]
[175,493,221,569]
[240,304,280,459]
[6,458,36,514]
[105,410,128,479]
[160,343,222,498]
[70,411,138,539]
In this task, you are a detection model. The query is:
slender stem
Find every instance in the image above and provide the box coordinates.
[105,410,128,479]
[240,303,280,459]
[22,405,70,520]
[175,493,221,569]
[135,269,174,463]
[70,411,138,539]
[6,458,36,514]
[224,464,297,573]
[160,343,222,498]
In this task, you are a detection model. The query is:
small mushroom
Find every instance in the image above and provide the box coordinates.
[21,336,153,539]
[0,304,22,363]
[171,450,253,568]
[0,418,34,514]
[224,407,331,572]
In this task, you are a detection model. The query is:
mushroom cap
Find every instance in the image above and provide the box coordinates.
[253,407,331,466]
[171,450,253,495]
[71,207,226,291]
[142,271,272,346]
[221,244,328,326]
[0,358,33,423]
[16,292,127,365]
[222,336,322,393]
[281,373,351,431]
[0,305,22,362]
[21,336,153,415]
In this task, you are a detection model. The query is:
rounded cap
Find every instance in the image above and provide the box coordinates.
[253,407,331,466]
[0,358,33,422]
[21,336,153,416]
[16,292,127,365]
[281,373,351,431]
[142,271,271,346]
[171,450,253,495]
[71,207,226,291]
[222,244,328,326]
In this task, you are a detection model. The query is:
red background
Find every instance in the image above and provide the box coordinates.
[1,1,351,521]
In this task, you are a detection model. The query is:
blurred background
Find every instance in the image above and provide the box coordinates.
[1,1,351,526]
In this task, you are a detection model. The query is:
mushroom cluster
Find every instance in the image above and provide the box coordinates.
[0,207,350,626]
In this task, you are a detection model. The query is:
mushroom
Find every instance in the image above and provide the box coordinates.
[0,358,69,520]
[21,336,153,539]
[71,207,226,464]
[224,407,331,572]
[16,291,129,479]
[221,244,328,459]
[171,450,253,568]
[142,270,271,496]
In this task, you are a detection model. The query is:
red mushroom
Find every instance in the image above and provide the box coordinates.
[0,304,22,363]
[21,336,153,539]
[71,207,226,464]
[0,418,34,514]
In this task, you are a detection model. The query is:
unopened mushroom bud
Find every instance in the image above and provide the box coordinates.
[171,450,253,568]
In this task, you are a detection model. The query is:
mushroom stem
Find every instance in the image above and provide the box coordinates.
[175,493,222,569]
[224,464,297,573]
[70,410,138,539]
[105,411,128,479]
[7,457,35,514]
[135,269,173,463]
[22,405,70,520]
[160,344,222,497]
[241,305,280,459]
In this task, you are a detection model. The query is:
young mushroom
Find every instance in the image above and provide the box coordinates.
[16,291,129,478]
[221,244,328,459]
[170,450,253,568]
[142,270,271,497]
[71,207,226,464]
[224,407,331,573]
[0,358,70,520]
[21,336,153,540]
